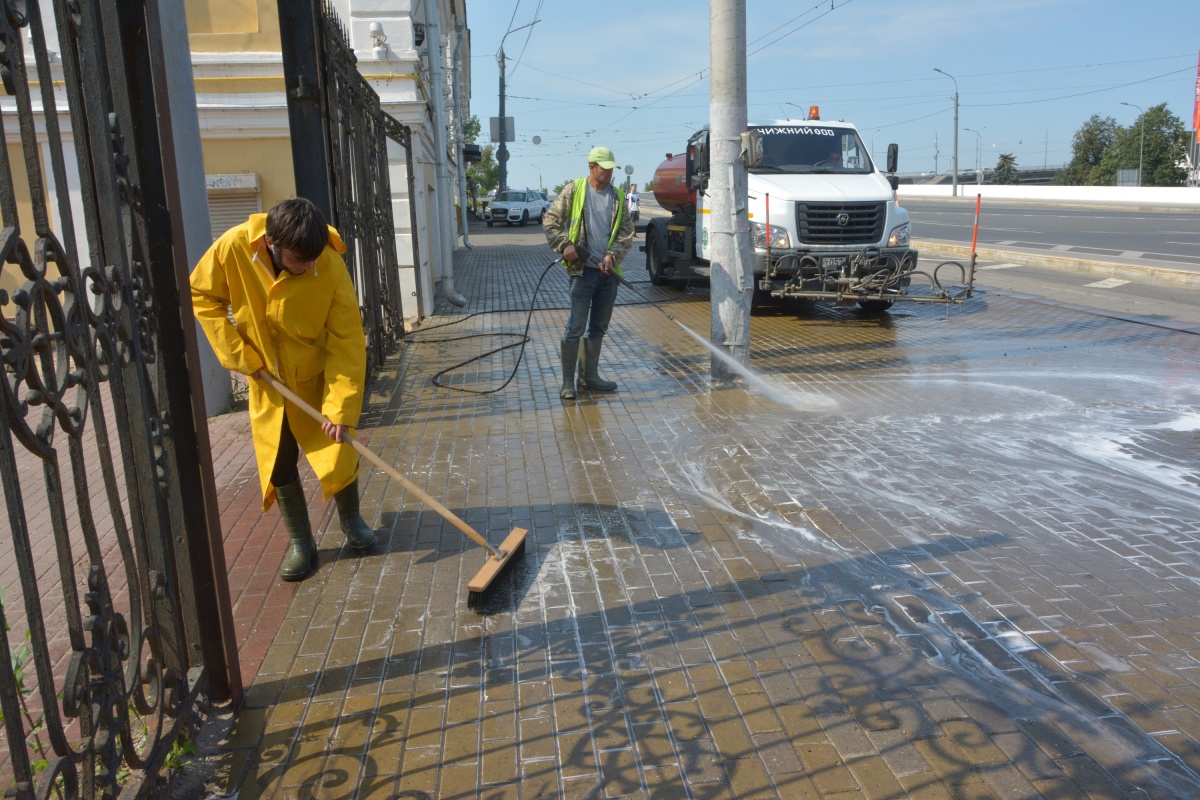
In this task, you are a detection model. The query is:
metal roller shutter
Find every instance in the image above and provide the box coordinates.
[205,173,261,240]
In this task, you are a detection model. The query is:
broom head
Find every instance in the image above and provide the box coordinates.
[466,527,528,612]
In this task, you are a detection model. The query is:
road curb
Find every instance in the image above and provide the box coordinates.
[914,241,1200,289]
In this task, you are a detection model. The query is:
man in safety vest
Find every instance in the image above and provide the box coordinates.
[543,146,636,400]
[191,198,375,582]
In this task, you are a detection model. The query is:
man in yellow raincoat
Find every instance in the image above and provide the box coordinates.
[191,198,374,581]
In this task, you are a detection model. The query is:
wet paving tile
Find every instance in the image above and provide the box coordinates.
[209,222,1200,798]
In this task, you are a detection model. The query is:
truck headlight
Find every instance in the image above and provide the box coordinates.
[887,222,911,247]
[752,221,790,249]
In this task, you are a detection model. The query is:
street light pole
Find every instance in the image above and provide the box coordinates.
[497,20,540,193]
[964,127,982,185]
[1120,102,1144,187]
[934,68,958,197]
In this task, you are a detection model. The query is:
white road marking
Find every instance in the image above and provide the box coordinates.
[1120,251,1144,258]
[1052,245,1075,251]
[977,263,1022,270]
[1085,278,1130,289]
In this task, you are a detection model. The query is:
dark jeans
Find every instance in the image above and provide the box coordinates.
[564,267,618,343]
[270,410,301,487]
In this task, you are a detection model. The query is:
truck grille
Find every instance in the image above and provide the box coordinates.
[795,202,885,245]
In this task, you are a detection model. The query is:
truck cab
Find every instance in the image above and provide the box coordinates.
[645,111,919,311]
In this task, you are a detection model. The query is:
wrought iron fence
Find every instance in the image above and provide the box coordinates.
[0,1,237,797]
[315,2,415,370]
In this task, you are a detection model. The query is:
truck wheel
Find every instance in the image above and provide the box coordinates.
[646,233,668,286]
[858,299,894,313]
[519,211,529,227]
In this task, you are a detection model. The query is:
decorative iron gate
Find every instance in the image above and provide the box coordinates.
[0,1,238,797]
[280,0,418,372]
[319,9,413,370]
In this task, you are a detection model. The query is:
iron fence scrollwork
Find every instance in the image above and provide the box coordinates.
[316,1,410,370]
[0,1,237,797]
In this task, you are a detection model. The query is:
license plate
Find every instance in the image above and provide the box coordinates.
[821,256,848,269]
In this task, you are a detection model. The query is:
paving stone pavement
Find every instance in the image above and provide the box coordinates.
[203,220,1200,799]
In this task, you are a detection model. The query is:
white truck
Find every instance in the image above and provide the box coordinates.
[644,108,927,311]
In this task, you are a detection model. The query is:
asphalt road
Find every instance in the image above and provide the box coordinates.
[637,194,1200,332]
[945,256,1200,334]
[904,198,1200,274]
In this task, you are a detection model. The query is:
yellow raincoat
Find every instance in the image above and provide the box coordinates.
[190,213,366,511]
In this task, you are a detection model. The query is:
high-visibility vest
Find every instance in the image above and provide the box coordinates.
[565,178,625,276]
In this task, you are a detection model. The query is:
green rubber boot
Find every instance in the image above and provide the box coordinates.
[578,336,617,392]
[333,478,376,550]
[560,340,580,400]
[275,480,317,581]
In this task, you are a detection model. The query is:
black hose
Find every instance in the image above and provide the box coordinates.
[409,259,687,394]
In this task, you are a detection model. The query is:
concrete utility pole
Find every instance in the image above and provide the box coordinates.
[1120,102,1145,187]
[964,127,983,185]
[497,47,508,192]
[934,68,959,196]
[497,20,540,193]
[708,0,754,378]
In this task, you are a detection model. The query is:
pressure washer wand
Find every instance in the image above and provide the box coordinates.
[580,254,679,323]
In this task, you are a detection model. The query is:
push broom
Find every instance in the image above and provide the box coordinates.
[257,372,527,611]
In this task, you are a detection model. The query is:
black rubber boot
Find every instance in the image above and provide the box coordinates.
[560,340,580,400]
[275,480,317,581]
[333,478,376,550]
[578,336,617,392]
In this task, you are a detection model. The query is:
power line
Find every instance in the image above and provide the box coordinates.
[747,0,857,58]
[508,0,545,77]
[965,67,1192,107]
[502,0,520,44]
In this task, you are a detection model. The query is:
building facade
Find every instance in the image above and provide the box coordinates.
[187,0,472,323]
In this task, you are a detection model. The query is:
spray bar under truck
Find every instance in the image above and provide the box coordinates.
[643,107,972,310]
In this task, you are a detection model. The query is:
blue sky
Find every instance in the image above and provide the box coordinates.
[466,0,1199,192]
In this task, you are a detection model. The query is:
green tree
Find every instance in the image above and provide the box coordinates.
[1094,103,1187,187]
[463,115,498,198]
[994,153,1018,184]
[552,179,574,196]
[1055,114,1118,186]
[463,114,480,144]
[467,144,499,196]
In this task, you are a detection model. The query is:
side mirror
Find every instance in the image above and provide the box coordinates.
[888,175,899,191]
[886,143,899,174]
[686,131,710,191]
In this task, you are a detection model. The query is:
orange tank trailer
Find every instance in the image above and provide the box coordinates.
[651,153,695,213]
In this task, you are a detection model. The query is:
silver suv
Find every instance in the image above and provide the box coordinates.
[485,190,545,227]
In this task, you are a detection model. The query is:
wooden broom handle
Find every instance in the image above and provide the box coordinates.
[256,371,499,556]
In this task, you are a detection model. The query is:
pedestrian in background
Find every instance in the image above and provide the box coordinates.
[190,198,375,582]
[627,183,640,223]
[543,146,636,400]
